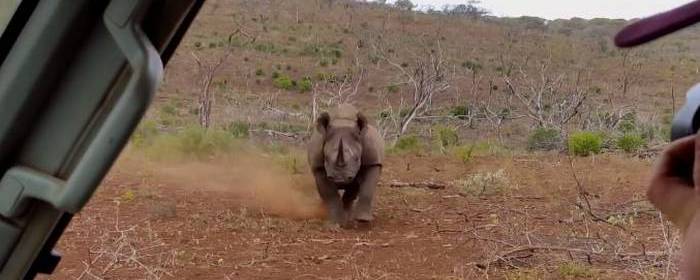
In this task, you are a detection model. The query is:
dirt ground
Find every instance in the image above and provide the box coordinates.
[38,151,677,280]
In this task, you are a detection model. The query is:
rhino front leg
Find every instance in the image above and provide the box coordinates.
[313,169,344,224]
[354,165,381,223]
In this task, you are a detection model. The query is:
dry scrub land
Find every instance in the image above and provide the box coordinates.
[40,151,676,279]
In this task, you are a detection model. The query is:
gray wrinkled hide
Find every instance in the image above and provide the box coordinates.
[307,104,384,225]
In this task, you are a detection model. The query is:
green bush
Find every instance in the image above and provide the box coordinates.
[273,75,295,90]
[227,121,250,138]
[176,126,234,159]
[161,103,177,115]
[255,69,265,76]
[453,144,475,163]
[131,119,159,147]
[568,131,603,156]
[527,127,561,151]
[434,125,459,152]
[391,135,422,154]
[297,77,312,93]
[319,59,329,67]
[449,105,469,119]
[136,126,238,161]
[386,84,400,93]
[616,133,646,153]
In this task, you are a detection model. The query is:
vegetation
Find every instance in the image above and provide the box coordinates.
[616,133,646,153]
[568,131,603,156]
[390,135,423,154]
[273,75,295,90]
[433,125,459,152]
[527,127,562,151]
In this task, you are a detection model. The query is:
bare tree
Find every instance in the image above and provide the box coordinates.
[192,51,230,129]
[385,43,450,136]
[308,66,366,131]
[619,50,642,98]
[503,61,588,131]
[191,28,256,129]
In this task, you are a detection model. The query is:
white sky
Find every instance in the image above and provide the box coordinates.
[407,0,695,20]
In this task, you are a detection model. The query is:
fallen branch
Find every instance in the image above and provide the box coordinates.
[388,180,447,190]
[250,129,299,139]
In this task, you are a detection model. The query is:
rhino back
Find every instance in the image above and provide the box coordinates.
[361,124,384,166]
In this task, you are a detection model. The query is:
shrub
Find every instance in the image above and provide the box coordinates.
[449,105,469,119]
[227,121,250,138]
[131,119,159,147]
[271,71,281,79]
[297,77,312,93]
[557,262,595,279]
[391,135,422,154]
[616,133,646,153]
[176,126,234,159]
[136,126,238,161]
[617,111,638,133]
[433,125,459,152]
[527,127,561,151]
[319,59,329,67]
[161,103,177,115]
[255,69,265,76]
[568,131,603,156]
[456,169,510,196]
[273,75,295,90]
[386,84,400,93]
[452,144,475,164]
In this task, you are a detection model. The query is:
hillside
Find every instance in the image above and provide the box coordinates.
[150,0,700,150]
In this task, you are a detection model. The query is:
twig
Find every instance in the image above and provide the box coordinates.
[388,180,447,190]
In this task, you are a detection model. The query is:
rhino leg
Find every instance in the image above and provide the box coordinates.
[354,165,381,223]
[313,169,345,224]
[342,183,359,220]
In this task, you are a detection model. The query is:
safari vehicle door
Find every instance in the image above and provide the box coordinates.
[0,0,205,278]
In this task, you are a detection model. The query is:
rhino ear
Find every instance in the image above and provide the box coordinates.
[357,112,368,134]
[316,112,330,134]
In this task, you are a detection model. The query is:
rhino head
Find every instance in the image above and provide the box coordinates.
[316,111,368,185]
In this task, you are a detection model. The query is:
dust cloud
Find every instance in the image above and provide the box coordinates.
[116,148,326,220]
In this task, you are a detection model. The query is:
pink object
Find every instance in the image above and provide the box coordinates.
[615,0,700,47]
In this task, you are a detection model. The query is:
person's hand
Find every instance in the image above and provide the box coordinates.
[648,135,700,231]
[648,135,700,279]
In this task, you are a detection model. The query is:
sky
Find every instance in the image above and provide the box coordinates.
[407,0,694,20]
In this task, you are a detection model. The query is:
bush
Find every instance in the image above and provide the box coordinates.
[433,125,459,152]
[175,126,234,159]
[131,119,159,147]
[227,121,250,138]
[568,131,603,156]
[273,75,295,90]
[616,133,646,153]
[391,135,422,154]
[297,77,312,93]
[255,69,265,76]
[557,262,595,278]
[453,144,475,163]
[449,105,469,119]
[456,169,510,196]
[527,127,561,151]
[386,84,400,93]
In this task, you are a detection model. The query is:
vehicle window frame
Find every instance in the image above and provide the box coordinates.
[0,0,38,66]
